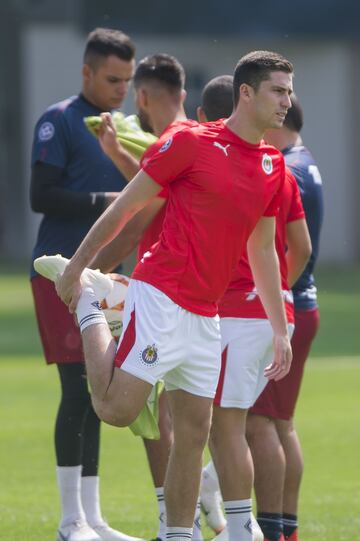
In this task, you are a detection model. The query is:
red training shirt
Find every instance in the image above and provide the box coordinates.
[219,168,305,323]
[132,120,286,317]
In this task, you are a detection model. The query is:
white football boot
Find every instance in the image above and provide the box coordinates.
[34,254,113,300]
[57,520,101,541]
[92,523,146,541]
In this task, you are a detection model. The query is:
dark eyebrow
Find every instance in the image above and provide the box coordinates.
[272,85,293,94]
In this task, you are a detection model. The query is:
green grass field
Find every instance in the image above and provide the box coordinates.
[0,267,359,541]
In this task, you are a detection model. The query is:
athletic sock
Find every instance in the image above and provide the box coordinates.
[76,287,107,334]
[81,475,104,527]
[166,526,193,541]
[155,487,166,540]
[282,513,298,540]
[192,499,203,541]
[56,465,86,527]
[257,512,283,541]
[202,461,220,491]
[224,499,252,541]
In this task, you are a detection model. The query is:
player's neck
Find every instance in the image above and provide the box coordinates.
[153,106,187,137]
[225,114,264,145]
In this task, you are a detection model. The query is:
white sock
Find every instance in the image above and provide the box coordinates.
[202,461,220,492]
[166,527,193,541]
[56,465,86,527]
[81,476,104,528]
[76,287,107,334]
[192,500,203,541]
[224,499,253,541]
[156,487,166,540]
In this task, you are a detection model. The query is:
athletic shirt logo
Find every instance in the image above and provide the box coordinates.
[262,153,273,175]
[159,137,173,153]
[38,121,55,142]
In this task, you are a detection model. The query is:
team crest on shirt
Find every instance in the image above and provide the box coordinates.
[140,344,159,366]
[159,137,173,153]
[38,121,55,142]
[262,153,273,175]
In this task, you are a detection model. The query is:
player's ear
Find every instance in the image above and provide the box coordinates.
[197,106,207,123]
[138,87,148,108]
[82,64,92,83]
[180,89,187,104]
[239,83,253,102]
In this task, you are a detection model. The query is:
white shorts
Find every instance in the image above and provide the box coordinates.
[114,280,221,399]
[214,318,294,409]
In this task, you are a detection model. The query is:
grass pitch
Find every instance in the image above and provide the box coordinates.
[0,267,359,541]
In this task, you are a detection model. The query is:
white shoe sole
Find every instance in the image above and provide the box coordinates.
[34,254,113,299]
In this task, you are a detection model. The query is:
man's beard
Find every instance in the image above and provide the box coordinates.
[138,109,154,134]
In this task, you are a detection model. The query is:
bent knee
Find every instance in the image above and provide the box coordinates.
[92,399,138,428]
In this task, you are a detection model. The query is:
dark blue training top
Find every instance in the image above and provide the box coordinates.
[284,144,324,311]
[31,94,127,277]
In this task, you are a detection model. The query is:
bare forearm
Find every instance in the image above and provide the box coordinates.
[106,145,140,182]
[286,251,308,288]
[90,196,166,272]
[285,219,312,287]
[70,197,139,273]
[90,231,139,272]
[248,245,288,336]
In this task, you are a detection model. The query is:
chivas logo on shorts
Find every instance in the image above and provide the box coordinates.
[140,344,159,366]
[262,153,273,175]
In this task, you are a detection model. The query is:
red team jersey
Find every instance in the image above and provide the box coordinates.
[132,120,285,317]
[137,120,198,260]
[219,168,305,323]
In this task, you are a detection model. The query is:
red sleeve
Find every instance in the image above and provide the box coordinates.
[140,141,168,198]
[263,155,285,217]
[141,128,198,188]
[286,169,305,223]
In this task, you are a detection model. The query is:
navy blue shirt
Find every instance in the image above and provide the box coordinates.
[31,94,127,277]
[284,145,324,310]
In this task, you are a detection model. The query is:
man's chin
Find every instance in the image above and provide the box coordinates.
[272,119,285,129]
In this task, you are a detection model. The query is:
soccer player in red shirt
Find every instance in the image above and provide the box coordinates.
[91,54,200,541]
[55,51,294,541]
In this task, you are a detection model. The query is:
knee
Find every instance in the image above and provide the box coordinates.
[176,412,211,451]
[246,413,272,442]
[91,397,138,428]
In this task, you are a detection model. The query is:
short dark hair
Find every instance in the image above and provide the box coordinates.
[201,75,234,121]
[134,54,185,93]
[233,50,293,107]
[84,27,135,68]
[284,93,303,132]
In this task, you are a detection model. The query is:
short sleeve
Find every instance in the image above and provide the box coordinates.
[141,128,198,188]
[31,108,70,168]
[287,170,305,223]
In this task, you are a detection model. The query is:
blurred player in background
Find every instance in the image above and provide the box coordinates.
[29,27,143,541]
[246,94,324,541]
[196,75,234,122]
